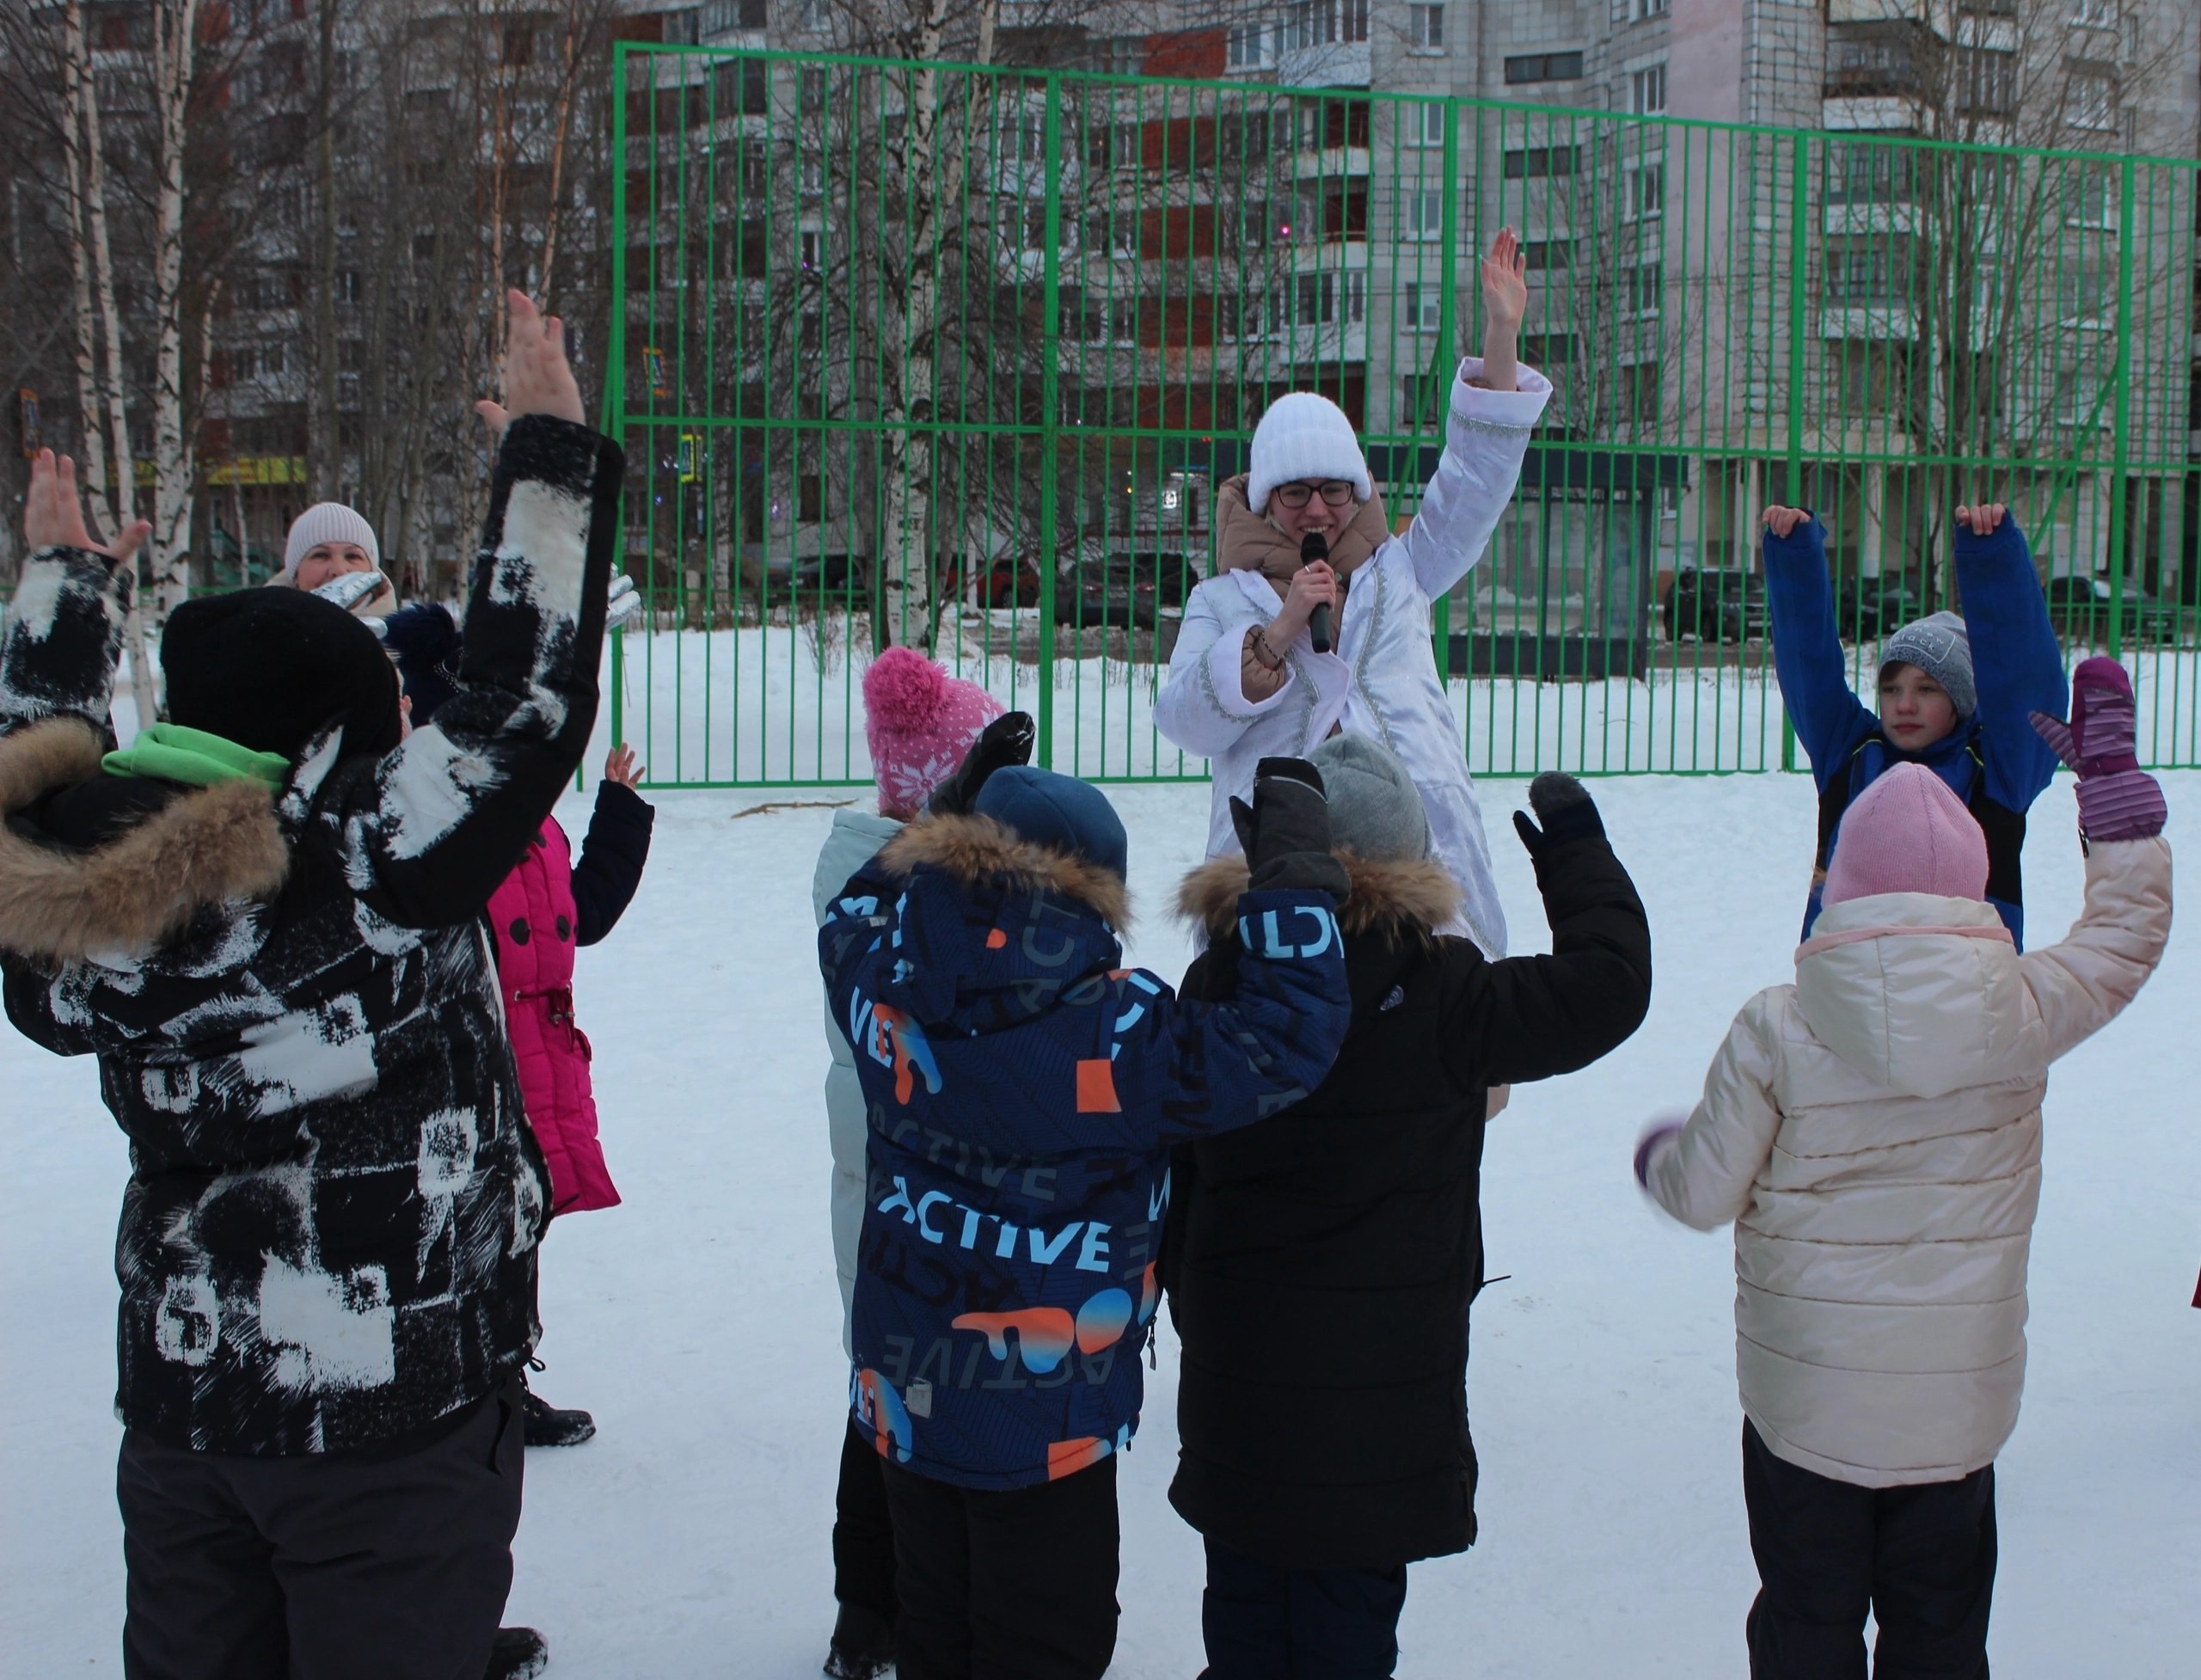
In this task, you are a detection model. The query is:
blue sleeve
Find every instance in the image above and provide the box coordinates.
[1114,887,1351,1148]
[1955,518,2066,811]
[1765,516,1875,788]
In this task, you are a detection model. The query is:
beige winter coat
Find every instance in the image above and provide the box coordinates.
[1644,836,2173,1487]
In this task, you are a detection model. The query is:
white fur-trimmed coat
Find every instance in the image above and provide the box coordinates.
[1152,359,1550,957]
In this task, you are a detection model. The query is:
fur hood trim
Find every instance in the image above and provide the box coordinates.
[879,811,1132,930]
[0,719,291,962]
[1176,849,1460,938]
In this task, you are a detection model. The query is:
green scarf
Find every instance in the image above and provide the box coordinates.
[103,724,290,789]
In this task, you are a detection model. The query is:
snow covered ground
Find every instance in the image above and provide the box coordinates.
[5,764,2199,1677]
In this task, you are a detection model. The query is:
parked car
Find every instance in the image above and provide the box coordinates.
[2045,573,2182,647]
[941,552,1043,610]
[1664,567,1768,643]
[1836,574,1928,641]
[1054,551,1199,630]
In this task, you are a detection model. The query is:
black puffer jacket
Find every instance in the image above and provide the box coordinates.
[0,416,622,1456]
[1166,829,1651,1570]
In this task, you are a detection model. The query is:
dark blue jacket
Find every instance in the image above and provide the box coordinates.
[1767,516,2066,947]
[819,812,1351,1491]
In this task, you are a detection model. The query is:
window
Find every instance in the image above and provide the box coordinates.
[1408,189,1444,242]
[1502,144,1582,180]
[699,0,766,34]
[1522,333,1576,366]
[797,0,829,33]
[2064,163,2116,229]
[1402,281,1442,332]
[739,147,769,200]
[1406,103,1446,148]
[1826,240,1904,305]
[1292,272,1364,326]
[1407,5,1444,51]
[1281,0,1368,49]
[2069,0,2114,23]
[2066,70,2116,132]
[800,156,825,196]
[1623,158,1665,221]
[800,229,824,271]
[1628,260,1663,316]
[1224,291,1266,340]
[1960,49,2016,117]
[1623,360,1661,424]
[1082,212,1138,258]
[1235,200,1275,249]
[1630,63,1667,114]
[1505,52,1585,84]
[1523,237,1572,270]
[1228,24,1272,68]
[799,475,823,524]
[1630,0,1669,18]
[799,311,822,353]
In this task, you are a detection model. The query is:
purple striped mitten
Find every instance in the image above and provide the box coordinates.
[2031,657,2167,842]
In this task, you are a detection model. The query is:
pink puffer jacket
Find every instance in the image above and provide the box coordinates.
[487,782,653,1214]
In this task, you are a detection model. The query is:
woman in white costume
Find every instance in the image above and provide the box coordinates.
[1155,230,1551,957]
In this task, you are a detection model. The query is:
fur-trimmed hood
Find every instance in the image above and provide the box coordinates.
[879,810,1131,931]
[0,719,291,963]
[1177,849,1460,940]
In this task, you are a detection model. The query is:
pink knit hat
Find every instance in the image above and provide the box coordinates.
[863,648,1005,819]
[1823,763,1989,906]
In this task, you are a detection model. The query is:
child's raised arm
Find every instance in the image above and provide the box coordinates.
[571,746,654,946]
[1953,505,2066,812]
[1765,508,1875,787]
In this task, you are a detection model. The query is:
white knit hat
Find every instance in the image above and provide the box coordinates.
[282,503,380,579]
[1247,391,1373,515]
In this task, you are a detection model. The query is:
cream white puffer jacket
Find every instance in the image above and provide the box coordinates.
[1644,836,2173,1487]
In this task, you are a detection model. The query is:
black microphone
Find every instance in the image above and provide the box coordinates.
[1302,531,1333,653]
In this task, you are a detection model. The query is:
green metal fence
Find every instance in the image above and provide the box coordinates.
[604,42,2201,785]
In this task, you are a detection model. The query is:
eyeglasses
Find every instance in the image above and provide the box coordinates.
[1273,480,1357,509]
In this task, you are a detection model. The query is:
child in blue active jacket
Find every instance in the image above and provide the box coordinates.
[818,736,1353,1680]
[1765,501,2067,947]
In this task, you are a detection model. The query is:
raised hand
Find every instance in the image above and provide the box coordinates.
[1477,229,1527,395]
[2031,657,2165,842]
[927,710,1036,817]
[1512,771,1606,859]
[478,291,583,435]
[22,449,150,568]
[1762,506,1812,541]
[604,744,646,788]
[1955,503,2007,536]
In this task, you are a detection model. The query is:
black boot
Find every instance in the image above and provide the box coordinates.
[520,1376,596,1448]
[825,1603,895,1680]
[487,1626,549,1680]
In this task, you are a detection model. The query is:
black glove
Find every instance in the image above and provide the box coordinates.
[1231,757,1351,899]
[1512,771,1605,860]
[928,710,1036,817]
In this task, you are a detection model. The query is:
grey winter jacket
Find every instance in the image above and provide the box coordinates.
[812,806,904,1357]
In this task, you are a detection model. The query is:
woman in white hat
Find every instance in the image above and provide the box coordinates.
[1156,230,1550,957]
[274,501,395,618]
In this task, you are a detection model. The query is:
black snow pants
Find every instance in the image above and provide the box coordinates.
[116,1374,525,1680]
[880,1453,1119,1680]
[835,1416,899,1621]
[1743,1418,1996,1680]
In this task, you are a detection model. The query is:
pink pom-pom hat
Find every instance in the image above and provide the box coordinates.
[862,647,1006,819]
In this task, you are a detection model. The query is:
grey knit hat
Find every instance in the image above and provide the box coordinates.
[1308,733,1431,861]
[1879,610,1977,722]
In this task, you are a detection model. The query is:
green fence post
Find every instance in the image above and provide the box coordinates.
[1432,97,1461,684]
[2106,152,2136,664]
[1780,137,1810,773]
[604,43,631,761]
[1036,73,1063,769]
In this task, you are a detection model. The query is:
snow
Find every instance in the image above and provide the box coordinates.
[5,764,2199,1677]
